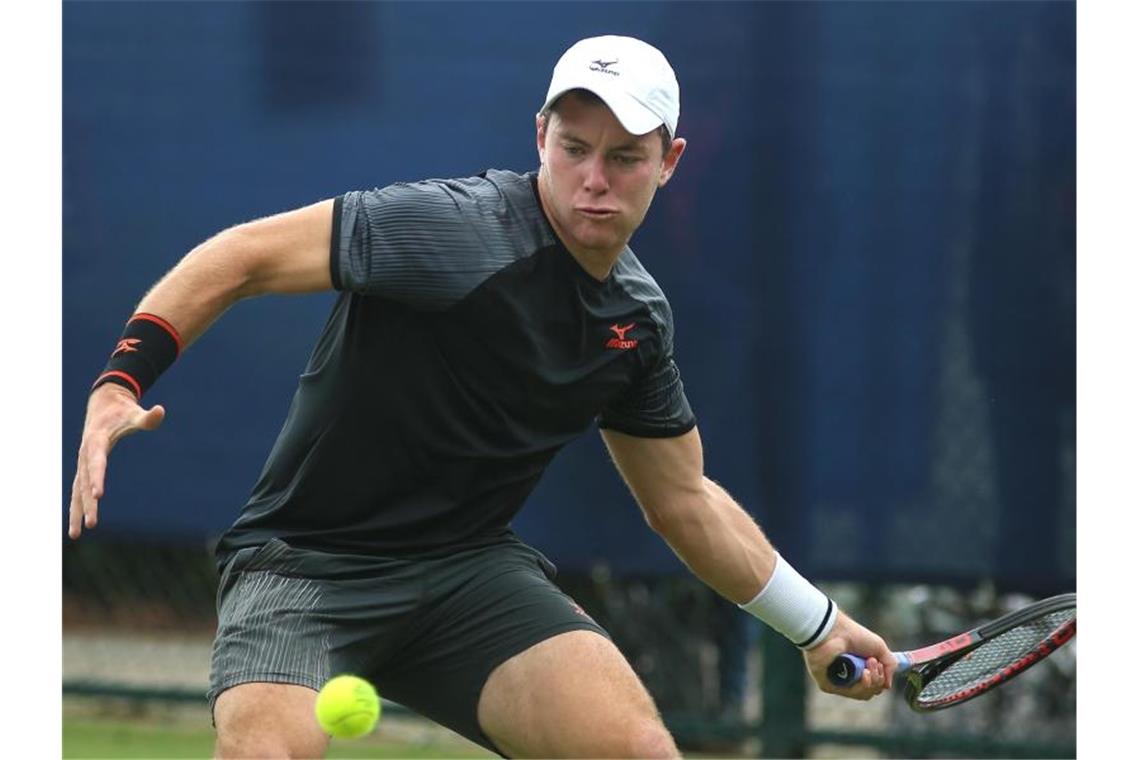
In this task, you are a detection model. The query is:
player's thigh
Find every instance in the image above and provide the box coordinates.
[208,539,418,755]
[477,629,678,759]
[213,682,329,758]
[373,541,607,752]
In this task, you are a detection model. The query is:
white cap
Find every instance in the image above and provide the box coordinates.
[540,35,680,138]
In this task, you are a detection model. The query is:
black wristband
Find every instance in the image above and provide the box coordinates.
[92,313,183,399]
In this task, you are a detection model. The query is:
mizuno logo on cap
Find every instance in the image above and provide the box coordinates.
[590,59,620,76]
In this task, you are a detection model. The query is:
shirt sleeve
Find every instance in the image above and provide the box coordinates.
[330,178,518,310]
[598,297,697,438]
[598,355,697,438]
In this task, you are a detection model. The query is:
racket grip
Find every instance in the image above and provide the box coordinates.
[826,652,912,687]
[827,654,866,687]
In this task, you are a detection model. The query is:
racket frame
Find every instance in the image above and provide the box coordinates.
[825,592,1075,712]
[904,593,1076,710]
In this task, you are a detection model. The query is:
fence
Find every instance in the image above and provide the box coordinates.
[63,540,1075,757]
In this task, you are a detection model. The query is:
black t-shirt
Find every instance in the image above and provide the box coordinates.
[215,169,695,565]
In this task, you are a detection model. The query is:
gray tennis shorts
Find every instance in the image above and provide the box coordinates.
[207,535,608,752]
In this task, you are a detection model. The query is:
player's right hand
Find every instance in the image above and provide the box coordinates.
[68,384,166,539]
[803,610,896,700]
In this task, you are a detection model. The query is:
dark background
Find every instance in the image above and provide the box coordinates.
[63,1,1075,593]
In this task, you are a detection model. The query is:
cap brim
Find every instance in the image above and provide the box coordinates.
[541,83,666,137]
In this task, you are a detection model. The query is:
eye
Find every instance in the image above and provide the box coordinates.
[563,144,585,156]
[613,154,642,166]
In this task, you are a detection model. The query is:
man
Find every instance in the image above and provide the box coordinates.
[69,36,894,758]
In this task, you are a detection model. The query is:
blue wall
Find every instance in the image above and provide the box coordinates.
[63,1,1075,592]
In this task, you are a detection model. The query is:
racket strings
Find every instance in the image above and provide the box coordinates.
[916,608,1075,704]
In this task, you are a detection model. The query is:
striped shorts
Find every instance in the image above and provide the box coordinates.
[207,536,607,751]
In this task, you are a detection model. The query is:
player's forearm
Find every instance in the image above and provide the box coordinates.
[653,480,838,650]
[133,227,255,348]
[93,202,333,401]
[649,477,776,604]
[131,200,336,348]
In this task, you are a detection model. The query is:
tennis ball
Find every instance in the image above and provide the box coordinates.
[315,674,381,739]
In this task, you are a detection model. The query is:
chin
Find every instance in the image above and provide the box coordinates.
[575,233,622,254]
[575,223,628,251]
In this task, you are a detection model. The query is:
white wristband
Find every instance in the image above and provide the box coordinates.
[738,553,837,649]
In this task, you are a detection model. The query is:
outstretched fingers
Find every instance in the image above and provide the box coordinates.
[84,444,108,520]
[69,438,106,539]
[68,469,86,539]
[67,387,167,541]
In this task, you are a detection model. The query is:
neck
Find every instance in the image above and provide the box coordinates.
[536,166,622,282]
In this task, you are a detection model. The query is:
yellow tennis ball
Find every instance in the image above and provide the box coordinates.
[315,674,381,739]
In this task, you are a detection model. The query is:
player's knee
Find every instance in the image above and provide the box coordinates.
[215,728,327,759]
[628,720,679,759]
[215,732,285,759]
[213,683,327,759]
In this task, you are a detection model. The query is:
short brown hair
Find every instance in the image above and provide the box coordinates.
[540,89,672,158]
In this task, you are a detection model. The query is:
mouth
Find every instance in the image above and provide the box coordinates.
[576,207,619,220]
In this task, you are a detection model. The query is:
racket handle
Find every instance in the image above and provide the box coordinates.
[826,652,911,687]
[827,654,867,687]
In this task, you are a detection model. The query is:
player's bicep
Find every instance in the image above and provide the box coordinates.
[601,427,706,519]
[237,198,336,296]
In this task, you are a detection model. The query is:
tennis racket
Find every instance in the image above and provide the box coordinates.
[826,592,1075,711]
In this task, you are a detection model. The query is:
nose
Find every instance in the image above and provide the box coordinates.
[582,154,609,195]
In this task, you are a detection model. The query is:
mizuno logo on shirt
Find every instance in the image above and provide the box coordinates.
[569,600,593,620]
[606,323,638,350]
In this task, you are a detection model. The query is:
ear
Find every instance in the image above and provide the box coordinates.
[657,137,687,187]
[536,114,548,165]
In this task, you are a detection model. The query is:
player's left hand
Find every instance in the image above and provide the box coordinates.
[802,610,895,700]
[68,383,166,539]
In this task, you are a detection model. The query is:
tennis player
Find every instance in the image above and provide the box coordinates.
[69,36,895,758]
